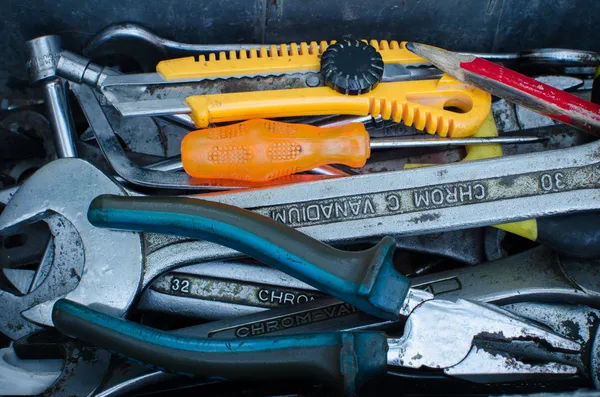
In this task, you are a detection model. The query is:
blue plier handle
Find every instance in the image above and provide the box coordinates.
[53,299,387,394]
[51,194,580,394]
[87,194,411,320]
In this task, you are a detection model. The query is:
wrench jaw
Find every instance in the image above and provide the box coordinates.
[0,215,84,340]
[387,299,582,382]
[0,158,143,338]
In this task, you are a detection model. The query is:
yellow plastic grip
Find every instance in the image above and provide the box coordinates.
[157,40,426,80]
[186,75,491,137]
[181,119,370,182]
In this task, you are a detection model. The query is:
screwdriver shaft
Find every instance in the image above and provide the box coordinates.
[369,135,545,149]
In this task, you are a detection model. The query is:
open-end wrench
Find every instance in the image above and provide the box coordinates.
[2,110,600,338]
[0,190,87,340]
[137,246,600,320]
[0,160,142,340]
[83,23,600,74]
[0,157,488,339]
[3,131,600,337]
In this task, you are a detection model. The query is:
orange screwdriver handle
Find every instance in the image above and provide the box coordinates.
[181,119,370,182]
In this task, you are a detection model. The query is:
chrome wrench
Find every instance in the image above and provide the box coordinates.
[2,121,600,337]
[0,159,484,339]
[137,246,600,320]
[84,23,600,74]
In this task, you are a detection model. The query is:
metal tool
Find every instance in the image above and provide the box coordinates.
[107,132,600,259]
[71,83,529,189]
[493,75,587,133]
[80,196,590,387]
[0,344,62,395]
[138,246,600,319]
[82,23,273,72]
[54,195,589,391]
[9,331,112,397]
[56,41,492,136]
[84,194,598,316]
[84,24,600,75]
[24,36,78,158]
[180,118,544,182]
[0,156,490,339]
[462,48,600,68]
[4,129,600,334]
[69,83,343,191]
[21,299,595,397]
[53,289,582,393]
[53,300,596,397]
[62,80,600,252]
[15,244,597,395]
[407,42,600,135]
[0,160,142,340]
[0,98,44,112]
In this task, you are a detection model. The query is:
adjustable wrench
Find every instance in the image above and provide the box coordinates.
[136,246,600,320]
[2,120,600,338]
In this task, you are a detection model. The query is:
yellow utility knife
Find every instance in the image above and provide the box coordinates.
[70,40,491,137]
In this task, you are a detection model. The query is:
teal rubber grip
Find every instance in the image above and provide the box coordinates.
[52,299,387,394]
[87,195,410,320]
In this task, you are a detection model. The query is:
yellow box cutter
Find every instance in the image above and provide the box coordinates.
[58,40,491,137]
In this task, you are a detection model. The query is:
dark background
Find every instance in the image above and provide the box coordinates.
[1,0,596,97]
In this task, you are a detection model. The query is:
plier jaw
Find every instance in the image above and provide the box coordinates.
[388,298,582,380]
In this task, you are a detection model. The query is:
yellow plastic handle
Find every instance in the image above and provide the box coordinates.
[181,119,370,182]
[156,40,426,80]
[186,75,491,137]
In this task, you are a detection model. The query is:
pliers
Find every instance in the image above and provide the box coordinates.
[52,195,583,395]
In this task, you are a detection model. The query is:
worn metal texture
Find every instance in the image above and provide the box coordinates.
[2,1,599,99]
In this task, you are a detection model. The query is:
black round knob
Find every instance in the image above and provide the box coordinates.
[320,40,384,95]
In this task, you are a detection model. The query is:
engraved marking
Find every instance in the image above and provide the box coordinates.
[252,164,598,228]
[385,193,401,211]
[152,274,323,308]
[207,302,359,338]
[257,288,317,305]
[540,172,566,192]
[269,197,376,225]
[170,277,190,294]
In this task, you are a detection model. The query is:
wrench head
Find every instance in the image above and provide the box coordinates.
[0,213,84,340]
[82,23,168,72]
[0,158,143,339]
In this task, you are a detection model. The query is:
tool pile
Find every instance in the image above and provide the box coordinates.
[1,23,600,396]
